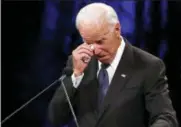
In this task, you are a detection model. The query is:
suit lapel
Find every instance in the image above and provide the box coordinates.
[97,41,135,121]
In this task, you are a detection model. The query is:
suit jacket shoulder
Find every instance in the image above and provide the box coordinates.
[131,45,165,69]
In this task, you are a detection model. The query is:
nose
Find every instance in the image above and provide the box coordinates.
[93,45,102,55]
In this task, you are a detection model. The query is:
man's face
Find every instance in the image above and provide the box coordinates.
[79,22,120,64]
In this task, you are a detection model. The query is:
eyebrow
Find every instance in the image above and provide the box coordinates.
[83,34,107,43]
[87,37,106,42]
[96,38,105,41]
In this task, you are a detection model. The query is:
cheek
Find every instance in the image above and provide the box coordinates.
[94,43,112,55]
[94,48,110,57]
[107,41,116,53]
[102,44,113,54]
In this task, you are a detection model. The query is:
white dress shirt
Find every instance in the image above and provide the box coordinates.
[71,37,126,88]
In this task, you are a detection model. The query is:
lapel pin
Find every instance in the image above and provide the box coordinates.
[121,74,126,78]
[164,76,167,80]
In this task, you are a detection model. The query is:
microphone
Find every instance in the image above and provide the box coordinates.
[1,67,75,125]
[59,68,80,127]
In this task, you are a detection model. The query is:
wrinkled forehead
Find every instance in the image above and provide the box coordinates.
[79,21,110,44]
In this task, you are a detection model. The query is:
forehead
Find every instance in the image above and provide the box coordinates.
[79,22,110,43]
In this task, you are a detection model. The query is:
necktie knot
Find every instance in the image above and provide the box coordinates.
[101,63,110,69]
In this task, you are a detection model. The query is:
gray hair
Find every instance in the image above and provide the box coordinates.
[75,3,119,30]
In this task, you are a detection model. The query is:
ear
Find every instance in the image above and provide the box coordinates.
[115,23,120,30]
[114,22,120,36]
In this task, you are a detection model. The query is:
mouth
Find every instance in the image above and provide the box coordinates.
[96,55,110,62]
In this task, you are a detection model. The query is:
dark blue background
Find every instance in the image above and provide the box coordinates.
[2,0,181,127]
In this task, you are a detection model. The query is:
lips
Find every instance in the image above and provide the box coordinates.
[96,54,109,60]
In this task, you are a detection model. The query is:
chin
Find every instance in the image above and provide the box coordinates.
[98,58,110,64]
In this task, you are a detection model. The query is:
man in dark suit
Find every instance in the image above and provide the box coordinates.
[48,2,178,127]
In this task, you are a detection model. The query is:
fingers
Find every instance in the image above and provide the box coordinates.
[75,43,94,57]
[77,48,93,57]
[78,43,94,51]
[71,43,95,75]
[81,55,91,63]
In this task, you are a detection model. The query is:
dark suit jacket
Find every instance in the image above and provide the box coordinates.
[48,40,178,127]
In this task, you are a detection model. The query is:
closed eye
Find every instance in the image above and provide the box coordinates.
[95,38,106,44]
[95,40,103,44]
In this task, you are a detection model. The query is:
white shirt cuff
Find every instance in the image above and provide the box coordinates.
[71,73,84,88]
